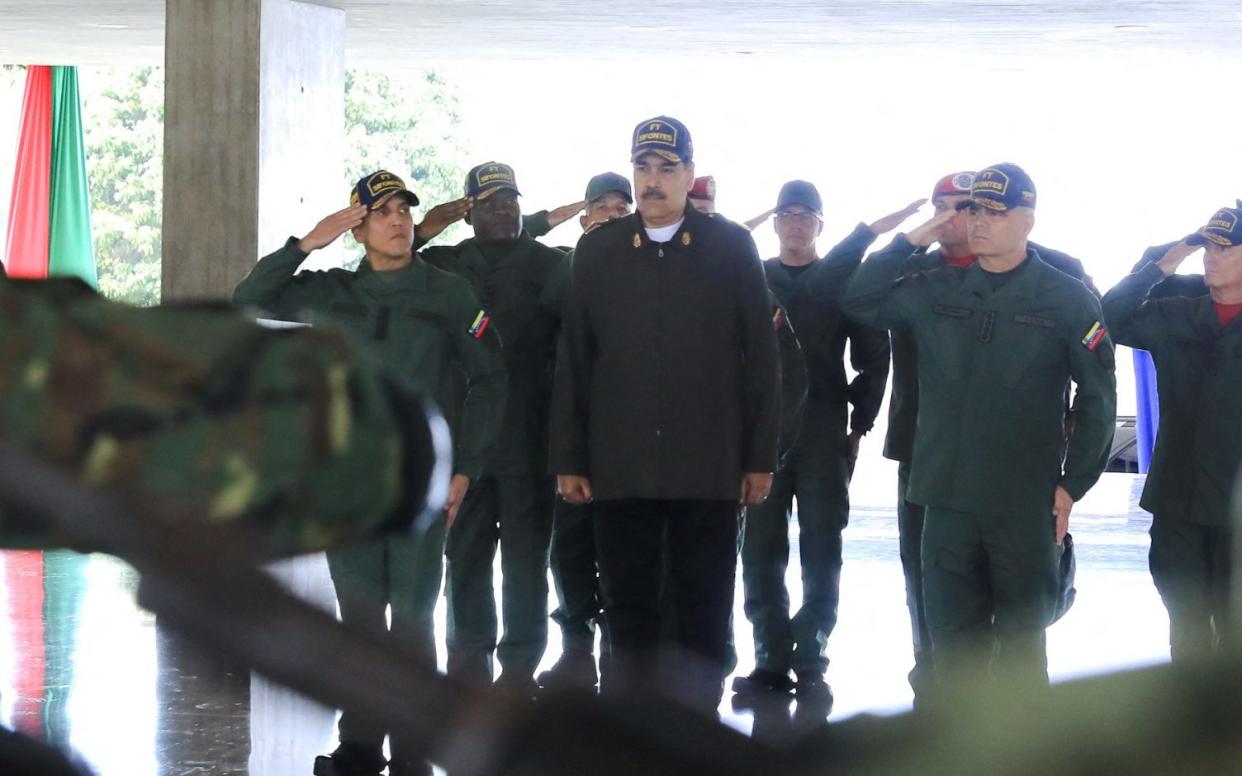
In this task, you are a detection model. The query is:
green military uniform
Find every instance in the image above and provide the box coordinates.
[522,210,554,241]
[843,240,1116,684]
[1102,256,1242,660]
[740,223,889,684]
[421,231,565,686]
[233,237,506,766]
[882,237,1093,698]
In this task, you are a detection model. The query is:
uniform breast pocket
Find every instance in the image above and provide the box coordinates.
[998,313,1064,387]
[323,302,371,340]
[405,309,455,359]
[921,305,975,381]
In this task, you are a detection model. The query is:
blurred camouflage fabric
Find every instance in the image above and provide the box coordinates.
[0,272,432,555]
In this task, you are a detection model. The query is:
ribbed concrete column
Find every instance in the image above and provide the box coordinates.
[161,0,345,300]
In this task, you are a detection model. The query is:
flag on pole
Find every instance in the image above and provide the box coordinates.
[3,65,97,288]
[1133,349,1159,473]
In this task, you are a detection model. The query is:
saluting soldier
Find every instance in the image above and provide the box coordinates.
[418,162,566,698]
[233,170,507,776]
[735,180,913,703]
[1101,203,1242,661]
[842,163,1116,687]
[878,171,1096,704]
[551,116,781,711]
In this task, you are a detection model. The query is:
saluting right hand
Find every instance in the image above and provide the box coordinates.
[546,200,587,229]
[297,205,368,254]
[743,207,776,232]
[869,199,928,237]
[1156,239,1200,275]
[415,197,473,243]
[905,207,957,248]
[558,475,593,505]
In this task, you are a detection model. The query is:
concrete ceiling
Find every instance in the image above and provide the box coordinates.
[1,1,1239,66]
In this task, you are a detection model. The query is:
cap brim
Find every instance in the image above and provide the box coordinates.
[957,197,1008,212]
[474,185,521,201]
[631,147,685,164]
[588,189,633,204]
[371,189,420,209]
[1190,229,1234,247]
[775,201,823,216]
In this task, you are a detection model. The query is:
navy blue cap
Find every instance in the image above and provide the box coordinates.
[631,116,693,164]
[1187,201,1242,247]
[465,162,521,201]
[585,172,633,204]
[351,170,419,210]
[776,180,823,216]
[961,163,1036,212]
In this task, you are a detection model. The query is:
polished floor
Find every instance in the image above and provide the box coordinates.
[0,465,1168,775]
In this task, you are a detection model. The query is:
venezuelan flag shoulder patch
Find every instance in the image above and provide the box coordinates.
[1081,320,1107,351]
[468,310,491,340]
[772,307,787,332]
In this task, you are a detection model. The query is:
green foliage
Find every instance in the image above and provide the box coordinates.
[81,66,466,300]
[85,67,164,306]
[342,68,470,264]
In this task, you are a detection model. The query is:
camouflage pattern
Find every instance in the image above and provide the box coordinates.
[0,273,425,555]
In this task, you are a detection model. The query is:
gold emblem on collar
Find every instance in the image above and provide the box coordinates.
[632,233,642,248]
[681,232,692,247]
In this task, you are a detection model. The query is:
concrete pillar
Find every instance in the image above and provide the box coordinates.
[161,0,345,301]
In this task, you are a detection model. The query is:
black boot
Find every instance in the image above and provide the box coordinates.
[537,651,598,691]
[731,667,795,696]
[313,742,386,776]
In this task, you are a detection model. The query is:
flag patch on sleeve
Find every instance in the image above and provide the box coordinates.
[1081,321,1107,350]
[468,310,491,340]
[772,307,787,332]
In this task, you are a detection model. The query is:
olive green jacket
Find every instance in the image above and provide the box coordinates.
[233,239,508,480]
[421,233,565,477]
[1102,259,1241,526]
[882,238,1095,464]
[842,239,1116,518]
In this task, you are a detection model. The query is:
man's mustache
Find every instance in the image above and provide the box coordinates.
[641,189,666,200]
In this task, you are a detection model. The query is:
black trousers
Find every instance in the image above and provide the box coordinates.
[445,475,554,684]
[594,498,739,712]
[740,455,848,678]
[896,460,935,699]
[1149,516,1233,661]
[549,497,601,655]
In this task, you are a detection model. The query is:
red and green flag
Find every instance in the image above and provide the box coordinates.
[4,65,97,288]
